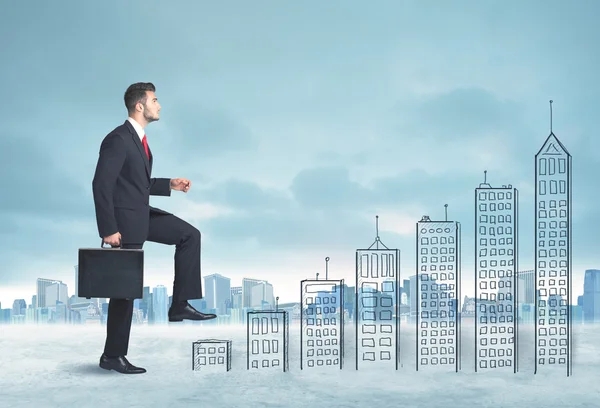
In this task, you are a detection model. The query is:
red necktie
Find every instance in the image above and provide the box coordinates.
[142,135,150,160]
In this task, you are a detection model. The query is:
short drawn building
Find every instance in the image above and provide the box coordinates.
[247,310,289,371]
[192,339,232,372]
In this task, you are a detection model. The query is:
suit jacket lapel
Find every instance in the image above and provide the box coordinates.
[124,121,151,179]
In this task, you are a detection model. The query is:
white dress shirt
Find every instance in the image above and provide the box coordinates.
[127,117,145,142]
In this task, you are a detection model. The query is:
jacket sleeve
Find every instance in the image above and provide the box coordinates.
[149,177,172,196]
[92,134,126,238]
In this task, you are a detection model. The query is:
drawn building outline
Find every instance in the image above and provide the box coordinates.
[355,216,400,370]
[192,339,232,371]
[475,171,519,372]
[416,207,461,371]
[246,310,289,371]
[300,261,345,370]
[534,100,572,376]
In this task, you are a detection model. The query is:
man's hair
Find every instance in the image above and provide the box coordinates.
[124,82,156,114]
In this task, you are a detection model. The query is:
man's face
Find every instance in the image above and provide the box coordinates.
[139,91,161,122]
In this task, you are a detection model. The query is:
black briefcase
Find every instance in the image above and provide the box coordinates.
[78,240,144,300]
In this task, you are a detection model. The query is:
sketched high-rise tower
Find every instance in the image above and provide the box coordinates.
[416,207,461,372]
[300,257,344,370]
[534,100,572,376]
[475,172,519,372]
[355,216,400,370]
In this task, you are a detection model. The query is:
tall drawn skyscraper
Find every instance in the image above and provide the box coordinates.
[416,210,461,371]
[475,172,518,372]
[300,260,344,370]
[534,101,572,376]
[355,216,400,370]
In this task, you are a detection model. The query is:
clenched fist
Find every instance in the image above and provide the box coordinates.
[103,231,121,247]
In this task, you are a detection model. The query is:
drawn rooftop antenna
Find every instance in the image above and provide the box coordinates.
[325,257,330,280]
[479,170,492,188]
[445,204,448,222]
[276,296,279,311]
[368,215,389,250]
[550,99,553,133]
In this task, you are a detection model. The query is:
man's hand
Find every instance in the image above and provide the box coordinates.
[103,232,121,247]
[170,178,191,193]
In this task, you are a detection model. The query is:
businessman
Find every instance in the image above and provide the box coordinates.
[92,82,216,375]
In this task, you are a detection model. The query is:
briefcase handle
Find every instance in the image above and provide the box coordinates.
[101,239,121,249]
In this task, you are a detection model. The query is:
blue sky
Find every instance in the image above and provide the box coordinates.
[0,0,598,306]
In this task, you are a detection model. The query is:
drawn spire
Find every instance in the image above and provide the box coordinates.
[368,215,389,250]
[550,99,553,134]
[536,99,571,157]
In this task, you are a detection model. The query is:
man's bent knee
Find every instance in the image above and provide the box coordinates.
[180,226,200,246]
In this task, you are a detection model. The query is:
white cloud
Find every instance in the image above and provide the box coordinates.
[169,200,237,223]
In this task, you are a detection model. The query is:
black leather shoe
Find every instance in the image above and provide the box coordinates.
[168,301,217,322]
[99,354,146,374]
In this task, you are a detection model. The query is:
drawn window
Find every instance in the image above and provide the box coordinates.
[539,158,547,174]
[549,158,556,175]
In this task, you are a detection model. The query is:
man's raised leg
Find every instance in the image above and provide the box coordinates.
[146,212,216,321]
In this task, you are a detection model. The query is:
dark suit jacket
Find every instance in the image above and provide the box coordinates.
[92,120,172,244]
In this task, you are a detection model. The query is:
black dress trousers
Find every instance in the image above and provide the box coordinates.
[103,211,203,357]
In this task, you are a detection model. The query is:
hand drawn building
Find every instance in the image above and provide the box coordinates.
[475,173,519,372]
[247,310,289,371]
[416,213,461,371]
[300,279,344,369]
[534,103,572,376]
[355,216,400,370]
